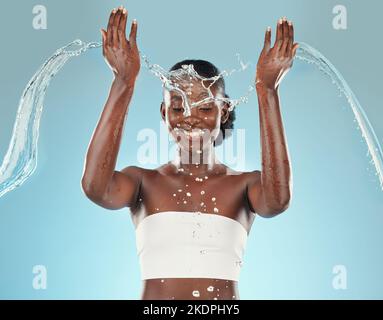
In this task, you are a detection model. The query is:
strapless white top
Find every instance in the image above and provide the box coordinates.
[135,211,248,281]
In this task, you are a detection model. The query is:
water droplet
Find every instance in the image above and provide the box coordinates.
[214,207,219,213]
[173,193,176,197]
[211,197,216,201]
[160,279,165,283]
[207,286,214,292]
[186,192,191,197]
[192,290,200,297]
[201,190,205,195]
[183,200,187,204]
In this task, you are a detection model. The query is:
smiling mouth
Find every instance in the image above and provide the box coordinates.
[174,128,206,139]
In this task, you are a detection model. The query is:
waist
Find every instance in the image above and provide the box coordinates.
[135,211,248,281]
[141,278,240,300]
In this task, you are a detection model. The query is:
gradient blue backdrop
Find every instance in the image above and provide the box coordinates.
[0,0,382,299]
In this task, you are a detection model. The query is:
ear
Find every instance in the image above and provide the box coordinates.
[160,102,166,121]
[220,103,230,124]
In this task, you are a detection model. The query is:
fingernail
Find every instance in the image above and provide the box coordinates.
[279,19,283,24]
[283,16,287,21]
[133,19,137,24]
[267,26,271,32]
[288,21,292,26]
[123,8,127,14]
[112,8,117,13]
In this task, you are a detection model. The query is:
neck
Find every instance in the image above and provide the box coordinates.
[171,143,219,175]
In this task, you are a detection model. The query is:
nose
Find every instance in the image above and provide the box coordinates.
[183,114,200,128]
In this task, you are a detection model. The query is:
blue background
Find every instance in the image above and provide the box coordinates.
[0,0,382,299]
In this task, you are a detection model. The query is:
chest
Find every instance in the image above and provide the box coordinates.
[131,173,255,232]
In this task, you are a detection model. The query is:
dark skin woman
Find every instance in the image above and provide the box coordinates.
[81,5,298,300]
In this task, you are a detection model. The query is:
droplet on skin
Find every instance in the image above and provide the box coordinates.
[183,200,187,204]
[173,193,176,197]
[205,176,208,179]
[201,190,205,195]
[192,290,200,297]
[178,189,182,192]
[186,192,191,197]
[160,279,165,283]
[214,207,219,213]
[200,202,204,206]
[213,297,218,300]
[207,286,214,292]
[212,197,216,201]
[232,295,236,299]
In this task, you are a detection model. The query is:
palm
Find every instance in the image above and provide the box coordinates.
[256,18,299,90]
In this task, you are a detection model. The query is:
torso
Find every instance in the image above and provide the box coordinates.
[129,162,257,300]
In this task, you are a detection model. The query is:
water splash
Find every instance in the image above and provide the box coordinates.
[0,39,382,199]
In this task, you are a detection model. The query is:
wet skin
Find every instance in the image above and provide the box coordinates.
[82,6,298,300]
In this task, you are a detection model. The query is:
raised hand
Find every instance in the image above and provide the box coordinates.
[100,6,140,86]
[256,17,299,90]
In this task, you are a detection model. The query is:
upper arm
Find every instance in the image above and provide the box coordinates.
[246,170,284,218]
[90,166,143,210]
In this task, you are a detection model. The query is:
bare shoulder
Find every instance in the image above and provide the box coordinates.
[120,164,166,181]
[222,165,261,184]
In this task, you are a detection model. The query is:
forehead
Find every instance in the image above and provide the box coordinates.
[166,76,221,97]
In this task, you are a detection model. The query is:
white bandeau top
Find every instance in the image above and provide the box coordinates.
[135,211,248,281]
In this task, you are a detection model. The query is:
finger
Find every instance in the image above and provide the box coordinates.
[274,18,283,50]
[287,21,294,56]
[107,8,116,47]
[129,19,138,48]
[119,7,128,44]
[113,7,123,48]
[292,43,299,57]
[281,18,289,56]
[262,26,272,53]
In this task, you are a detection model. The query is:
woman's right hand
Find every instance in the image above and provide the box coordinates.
[100,6,140,87]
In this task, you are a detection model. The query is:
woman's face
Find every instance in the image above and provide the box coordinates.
[161,77,229,152]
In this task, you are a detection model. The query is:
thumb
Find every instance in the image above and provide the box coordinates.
[100,29,106,42]
[292,43,299,57]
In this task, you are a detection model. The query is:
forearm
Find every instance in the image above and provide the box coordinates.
[81,78,135,198]
[256,82,292,210]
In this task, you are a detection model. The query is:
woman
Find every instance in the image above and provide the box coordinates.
[81,6,298,300]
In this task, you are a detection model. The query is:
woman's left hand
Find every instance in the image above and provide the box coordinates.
[256,17,299,90]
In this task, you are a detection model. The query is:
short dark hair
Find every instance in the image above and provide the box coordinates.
[169,59,236,146]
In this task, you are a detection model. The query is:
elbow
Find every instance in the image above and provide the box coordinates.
[81,177,103,202]
[260,197,291,218]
